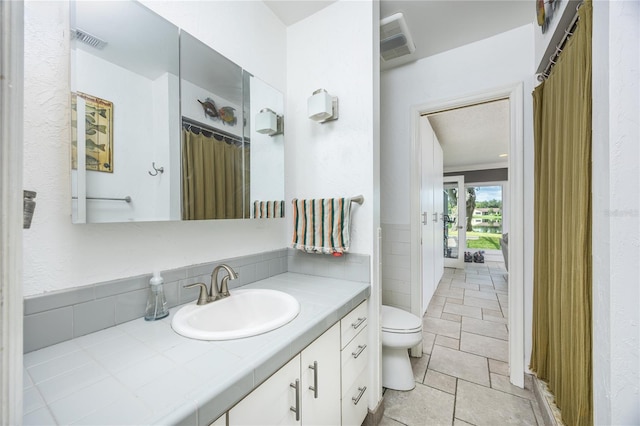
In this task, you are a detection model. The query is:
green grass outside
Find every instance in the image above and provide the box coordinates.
[448,231,502,250]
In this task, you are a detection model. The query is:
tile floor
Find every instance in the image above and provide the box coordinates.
[381,261,545,426]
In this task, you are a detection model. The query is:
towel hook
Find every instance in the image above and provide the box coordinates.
[148,162,164,176]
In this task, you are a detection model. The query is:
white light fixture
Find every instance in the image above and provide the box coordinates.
[255,108,283,136]
[308,89,338,123]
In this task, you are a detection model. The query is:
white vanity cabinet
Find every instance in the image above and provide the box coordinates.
[228,301,369,426]
[301,323,341,425]
[229,323,341,425]
[229,355,302,425]
[340,301,369,426]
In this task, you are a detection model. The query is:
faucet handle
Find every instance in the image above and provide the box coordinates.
[184,282,209,305]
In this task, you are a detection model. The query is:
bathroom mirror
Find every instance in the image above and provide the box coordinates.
[70,0,285,224]
[71,0,181,223]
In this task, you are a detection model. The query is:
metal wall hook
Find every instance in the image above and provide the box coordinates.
[148,162,164,176]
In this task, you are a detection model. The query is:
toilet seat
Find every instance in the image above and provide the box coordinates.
[381,305,422,334]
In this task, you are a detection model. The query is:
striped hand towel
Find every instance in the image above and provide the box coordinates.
[291,198,353,255]
[253,200,285,218]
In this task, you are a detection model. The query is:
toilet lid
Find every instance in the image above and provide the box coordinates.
[381,305,422,333]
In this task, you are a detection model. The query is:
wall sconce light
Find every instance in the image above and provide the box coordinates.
[255,108,284,136]
[307,89,338,123]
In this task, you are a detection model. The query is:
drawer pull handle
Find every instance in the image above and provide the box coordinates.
[352,386,367,405]
[351,317,366,329]
[351,344,367,359]
[308,361,318,398]
[290,379,300,421]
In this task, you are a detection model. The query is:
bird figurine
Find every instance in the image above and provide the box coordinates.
[218,106,237,126]
[198,98,219,119]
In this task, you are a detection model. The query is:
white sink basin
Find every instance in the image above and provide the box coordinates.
[171,289,300,340]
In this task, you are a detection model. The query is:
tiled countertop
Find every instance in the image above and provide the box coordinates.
[23,273,370,425]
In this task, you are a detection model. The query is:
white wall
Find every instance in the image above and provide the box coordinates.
[380,24,535,364]
[286,1,376,256]
[285,0,380,412]
[23,0,287,296]
[592,1,640,424]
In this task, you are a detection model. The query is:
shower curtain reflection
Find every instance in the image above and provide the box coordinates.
[181,129,249,219]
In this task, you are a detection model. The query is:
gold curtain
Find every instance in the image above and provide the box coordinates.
[531,2,592,425]
[181,129,250,220]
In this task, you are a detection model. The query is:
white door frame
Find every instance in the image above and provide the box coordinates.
[443,175,466,269]
[410,83,525,388]
[1,0,24,422]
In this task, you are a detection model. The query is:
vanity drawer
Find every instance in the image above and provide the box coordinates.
[341,301,368,349]
[341,325,368,395]
[341,369,368,426]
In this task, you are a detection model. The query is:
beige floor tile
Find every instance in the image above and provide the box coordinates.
[490,373,535,400]
[426,303,444,318]
[430,295,446,307]
[465,275,493,284]
[488,359,509,376]
[451,281,480,291]
[379,416,405,426]
[424,369,457,394]
[461,317,508,341]
[435,335,459,350]
[460,331,508,362]
[497,293,509,306]
[455,380,537,426]
[463,296,501,311]
[428,345,489,387]
[453,418,474,426]
[422,331,436,355]
[410,354,429,383]
[445,297,464,305]
[384,383,455,426]
[482,309,507,324]
[463,289,498,301]
[443,303,483,319]
[436,287,465,299]
[423,318,461,339]
[441,313,462,323]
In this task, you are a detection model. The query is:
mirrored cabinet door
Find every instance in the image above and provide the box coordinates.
[71,0,180,223]
[179,31,247,220]
[70,0,284,224]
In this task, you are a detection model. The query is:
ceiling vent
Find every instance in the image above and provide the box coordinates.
[380,12,415,61]
[71,29,107,50]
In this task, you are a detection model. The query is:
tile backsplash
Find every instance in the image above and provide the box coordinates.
[24,248,370,353]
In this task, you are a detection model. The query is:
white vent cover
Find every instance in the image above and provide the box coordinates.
[71,29,107,50]
[380,12,415,61]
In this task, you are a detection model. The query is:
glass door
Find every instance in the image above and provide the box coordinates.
[443,176,465,269]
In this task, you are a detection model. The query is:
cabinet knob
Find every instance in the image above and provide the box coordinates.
[351,344,367,359]
[290,379,300,421]
[351,317,366,329]
[352,386,367,405]
[308,361,318,399]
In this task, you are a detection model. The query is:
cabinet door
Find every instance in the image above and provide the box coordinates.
[301,323,341,426]
[229,355,301,426]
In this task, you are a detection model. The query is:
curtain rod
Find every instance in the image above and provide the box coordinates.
[182,117,247,144]
[537,2,583,82]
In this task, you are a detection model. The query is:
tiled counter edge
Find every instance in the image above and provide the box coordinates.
[23,274,370,426]
[24,249,370,353]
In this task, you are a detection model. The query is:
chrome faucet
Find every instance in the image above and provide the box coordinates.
[183,264,238,305]
[211,264,238,299]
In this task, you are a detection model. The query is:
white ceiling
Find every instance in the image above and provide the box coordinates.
[264,0,529,172]
[428,99,510,172]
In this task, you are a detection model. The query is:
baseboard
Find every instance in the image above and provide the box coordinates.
[532,375,564,426]
[363,396,385,426]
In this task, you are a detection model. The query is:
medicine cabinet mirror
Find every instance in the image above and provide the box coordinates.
[70,0,285,223]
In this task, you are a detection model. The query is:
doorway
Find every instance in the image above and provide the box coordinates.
[409,84,525,388]
[443,176,466,269]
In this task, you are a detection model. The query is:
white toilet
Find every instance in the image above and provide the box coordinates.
[381,305,423,391]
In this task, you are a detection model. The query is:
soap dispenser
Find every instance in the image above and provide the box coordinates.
[144,271,169,321]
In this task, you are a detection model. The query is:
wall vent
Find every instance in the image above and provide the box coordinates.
[380,12,415,62]
[71,29,107,50]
